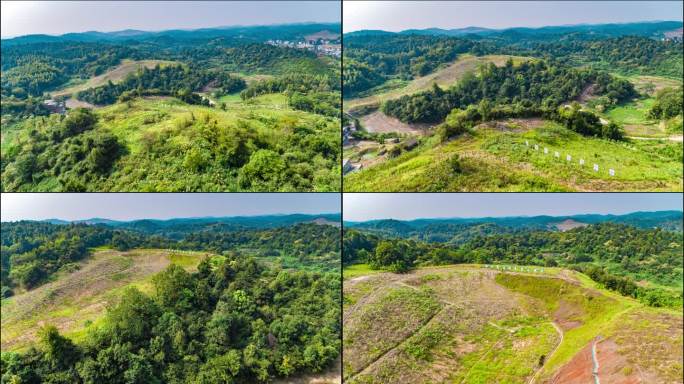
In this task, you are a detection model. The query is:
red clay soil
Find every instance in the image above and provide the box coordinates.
[360,111,428,135]
[548,342,594,384]
[595,339,641,383]
[548,338,643,384]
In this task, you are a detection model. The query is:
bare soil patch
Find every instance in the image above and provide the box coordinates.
[547,341,594,384]
[65,98,96,109]
[360,111,429,135]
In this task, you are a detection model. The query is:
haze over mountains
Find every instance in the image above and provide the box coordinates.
[35,213,342,229]
[345,20,683,39]
[1,22,341,45]
[345,210,684,233]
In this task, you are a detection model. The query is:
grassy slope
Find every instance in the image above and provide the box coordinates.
[344,122,683,192]
[344,54,534,112]
[0,248,213,352]
[343,264,683,383]
[7,93,340,192]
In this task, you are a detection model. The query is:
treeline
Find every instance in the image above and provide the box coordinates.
[76,65,243,106]
[240,74,338,99]
[1,108,125,192]
[0,255,340,383]
[574,265,682,308]
[343,34,497,97]
[1,221,341,296]
[344,222,683,306]
[382,60,635,125]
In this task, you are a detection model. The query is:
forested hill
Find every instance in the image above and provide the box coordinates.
[1,214,342,382]
[1,22,341,45]
[44,213,342,231]
[344,210,684,240]
[343,21,683,98]
[1,216,341,296]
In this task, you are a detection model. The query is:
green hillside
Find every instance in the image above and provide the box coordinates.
[343,264,682,383]
[345,121,682,192]
[1,219,341,383]
[1,23,341,192]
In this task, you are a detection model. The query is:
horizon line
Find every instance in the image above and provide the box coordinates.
[343,209,683,222]
[1,21,342,40]
[1,212,342,223]
[343,19,683,34]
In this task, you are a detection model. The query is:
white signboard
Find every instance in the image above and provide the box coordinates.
[593,164,599,172]
[566,154,572,161]
[554,151,560,158]
[544,147,548,154]
[609,168,615,176]
[579,159,585,166]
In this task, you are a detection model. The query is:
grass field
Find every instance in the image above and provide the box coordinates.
[344,54,534,112]
[344,120,682,192]
[0,248,213,352]
[342,264,683,383]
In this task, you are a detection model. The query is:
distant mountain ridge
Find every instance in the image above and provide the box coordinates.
[1,22,341,46]
[346,210,683,232]
[39,213,341,229]
[346,20,683,40]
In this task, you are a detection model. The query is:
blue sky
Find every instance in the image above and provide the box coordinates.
[344,1,683,33]
[343,193,683,221]
[1,1,341,38]
[1,193,340,221]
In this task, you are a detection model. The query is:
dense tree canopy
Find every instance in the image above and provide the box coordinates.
[1,254,340,383]
[382,60,634,125]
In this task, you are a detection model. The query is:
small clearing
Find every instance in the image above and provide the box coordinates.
[360,111,428,135]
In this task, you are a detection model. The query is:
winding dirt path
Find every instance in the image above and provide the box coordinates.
[528,321,564,384]
[591,337,602,384]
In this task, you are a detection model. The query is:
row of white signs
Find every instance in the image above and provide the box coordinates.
[524,140,615,176]
[484,264,545,273]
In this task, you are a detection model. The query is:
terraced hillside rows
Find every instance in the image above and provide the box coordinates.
[343,265,683,384]
[0,248,212,352]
